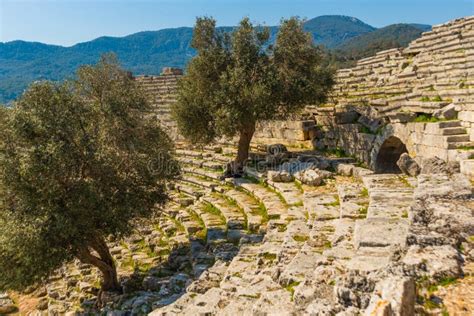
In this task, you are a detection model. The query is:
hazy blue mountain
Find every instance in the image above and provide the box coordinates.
[409,23,432,32]
[304,15,375,48]
[332,23,431,67]
[0,16,430,103]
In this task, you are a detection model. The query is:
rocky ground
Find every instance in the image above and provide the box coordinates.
[2,143,474,315]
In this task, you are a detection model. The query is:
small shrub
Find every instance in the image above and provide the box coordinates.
[359,126,372,134]
[324,195,340,207]
[358,205,368,217]
[420,96,431,102]
[360,188,369,197]
[414,114,442,123]
[202,203,226,225]
[457,145,474,151]
[261,252,277,261]
[438,277,457,287]
[293,235,309,242]
[284,281,301,301]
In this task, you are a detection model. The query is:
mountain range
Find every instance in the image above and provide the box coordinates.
[0,15,431,104]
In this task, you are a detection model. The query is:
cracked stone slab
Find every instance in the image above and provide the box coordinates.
[353,218,409,249]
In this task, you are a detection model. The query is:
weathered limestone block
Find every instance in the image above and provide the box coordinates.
[420,156,454,174]
[0,293,17,314]
[356,133,377,150]
[460,159,474,176]
[415,144,449,161]
[316,114,336,126]
[403,245,462,280]
[396,153,421,176]
[365,277,415,316]
[459,111,474,123]
[336,163,354,176]
[433,103,458,120]
[267,170,294,182]
[418,133,452,148]
[353,218,409,249]
[295,169,333,186]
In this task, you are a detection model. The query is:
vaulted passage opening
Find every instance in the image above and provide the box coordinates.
[374,136,408,173]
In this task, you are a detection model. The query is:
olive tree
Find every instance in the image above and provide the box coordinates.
[0,55,179,293]
[173,17,334,173]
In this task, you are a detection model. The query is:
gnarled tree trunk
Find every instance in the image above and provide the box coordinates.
[76,235,121,293]
[232,122,256,175]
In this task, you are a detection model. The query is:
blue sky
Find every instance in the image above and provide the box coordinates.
[1,0,473,46]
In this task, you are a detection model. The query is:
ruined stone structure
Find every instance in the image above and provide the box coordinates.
[135,67,183,140]
[9,16,474,316]
[312,16,474,175]
[136,16,474,176]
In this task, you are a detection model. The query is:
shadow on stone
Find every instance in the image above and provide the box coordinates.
[374,136,408,173]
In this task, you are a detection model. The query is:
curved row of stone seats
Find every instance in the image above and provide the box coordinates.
[175,156,223,171]
[232,177,290,221]
[151,170,364,315]
[174,181,207,199]
[171,148,276,239]
[181,165,222,181]
[192,201,227,242]
[170,184,247,245]
[180,173,219,191]
[178,168,271,236]
[174,152,272,235]
[42,208,198,314]
[225,188,268,233]
[267,179,303,206]
[201,193,248,231]
[156,147,430,313]
[171,205,206,239]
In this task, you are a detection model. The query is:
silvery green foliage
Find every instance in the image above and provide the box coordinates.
[174,17,334,166]
[0,54,179,291]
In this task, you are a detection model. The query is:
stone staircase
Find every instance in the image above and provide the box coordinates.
[427,121,474,150]
[136,75,181,140]
[347,174,414,272]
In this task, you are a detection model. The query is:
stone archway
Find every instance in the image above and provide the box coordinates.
[374,136,408,173]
